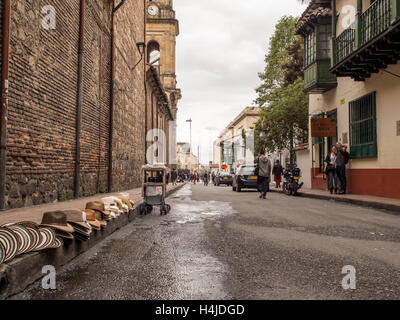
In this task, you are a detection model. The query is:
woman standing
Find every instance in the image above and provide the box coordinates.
[272,160,283,188]
[325,145,338,194]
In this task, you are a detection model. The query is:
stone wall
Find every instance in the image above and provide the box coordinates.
[3,0,147,209]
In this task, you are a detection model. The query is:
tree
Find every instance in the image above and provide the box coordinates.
[255,16,309,162]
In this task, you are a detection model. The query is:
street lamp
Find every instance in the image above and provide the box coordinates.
[186,118,192,153]
[131,42,146,71]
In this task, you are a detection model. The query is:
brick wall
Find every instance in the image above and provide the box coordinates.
[0,1,3,86]
[80,0,112,196]
[6,0,80,208]
[112,0,146,191]
[3,0,147,209]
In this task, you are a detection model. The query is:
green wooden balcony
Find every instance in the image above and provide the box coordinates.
[331,0,400,81]
[304,59,337,93]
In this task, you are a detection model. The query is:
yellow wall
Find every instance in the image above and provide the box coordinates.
[309,62,400,169]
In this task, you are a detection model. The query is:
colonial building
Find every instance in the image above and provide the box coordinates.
[176,142,199,172]
[145,0,181,168]
[214,107,261,173]
[296,0,400,198]
[146,0,181,120]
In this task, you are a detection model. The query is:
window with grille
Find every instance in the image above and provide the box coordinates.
[349,92,377,159]
[304,30,316,67]
[318,24,331,59]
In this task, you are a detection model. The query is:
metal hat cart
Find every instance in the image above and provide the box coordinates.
[139,164,171,215]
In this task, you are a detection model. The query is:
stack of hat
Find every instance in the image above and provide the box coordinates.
[63,210,92,241]
[0,194,136,266]
[0,222,63,265]
[117,194,134,213]
[84,201,109,229]
[40,211,75,240]
[101,197,122,217]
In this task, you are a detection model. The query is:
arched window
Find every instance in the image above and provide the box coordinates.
[147,41,160,66]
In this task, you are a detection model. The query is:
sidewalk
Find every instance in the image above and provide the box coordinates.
[0,183,185,299]
[270,185,400,214]
[0,183,183,225]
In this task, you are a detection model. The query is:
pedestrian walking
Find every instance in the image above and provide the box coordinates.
[203,172,209,186]
[255,151,272,199]
[212,172,216,186]
[325,145,338,194]
[272,160,283,188]
[171,168,177,185]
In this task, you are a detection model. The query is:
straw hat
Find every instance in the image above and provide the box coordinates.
[34,227,56,251]
[16,221,42,251]
[47,236,64,249]
[2,223,33,255]
[0,241,6,265]
[40,211,75,234]
[117,195,134,210]
[84,209,106,229]
[0,227,20,262]
[85,201,111,220]
[63,209,92,237]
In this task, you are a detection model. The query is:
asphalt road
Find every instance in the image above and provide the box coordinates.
[12,183,400,299]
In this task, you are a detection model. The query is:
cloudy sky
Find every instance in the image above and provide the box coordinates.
[174,0,307,164]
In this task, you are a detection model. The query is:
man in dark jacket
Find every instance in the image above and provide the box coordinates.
[255,151,272,199]
[335,142,350,194]
[171,168,177,185]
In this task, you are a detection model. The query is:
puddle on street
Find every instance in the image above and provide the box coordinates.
[166,184,236,224]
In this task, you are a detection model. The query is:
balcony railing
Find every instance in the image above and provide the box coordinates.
[333,0,400,66]
[334,22,356,64]
[361,0,392,43]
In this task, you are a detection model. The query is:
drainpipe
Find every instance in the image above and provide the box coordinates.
[74,0,85,199]
[144,0,148,163]
[0,0,11,210]
[108,0,126,192]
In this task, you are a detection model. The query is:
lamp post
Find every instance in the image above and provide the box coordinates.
[186,119,192,170]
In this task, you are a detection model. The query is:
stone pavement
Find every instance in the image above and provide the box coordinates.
[0,183,184,226]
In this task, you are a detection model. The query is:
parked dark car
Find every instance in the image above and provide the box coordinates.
[232,165,258,192]
[215,172,233,186]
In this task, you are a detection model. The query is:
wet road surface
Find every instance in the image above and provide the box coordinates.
[12,184,400,299]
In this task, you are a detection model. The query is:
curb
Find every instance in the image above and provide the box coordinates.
[0,183,185,300]
[268,187,400,215]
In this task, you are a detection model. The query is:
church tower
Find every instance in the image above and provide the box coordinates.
[146,0,181,120]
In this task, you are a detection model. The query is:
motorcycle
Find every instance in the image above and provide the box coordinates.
[282,164,304,196]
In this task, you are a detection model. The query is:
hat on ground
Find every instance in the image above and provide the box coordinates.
[2,223,33,255]
[102,197,124,215]
[117,195,133,210]
[64,210,92,233]
[16,221,42,252]
[34,227,56,251]
[101,198,120,218]
[0,227,20,262]
[40,211,75,234]
[0,241,5,265]
[63,209,91,241]
[83,209,105,230]
[47,236,64,249]
[86,201,111,220]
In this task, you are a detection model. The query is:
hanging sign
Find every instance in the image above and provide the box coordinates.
[311,118,337,137]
